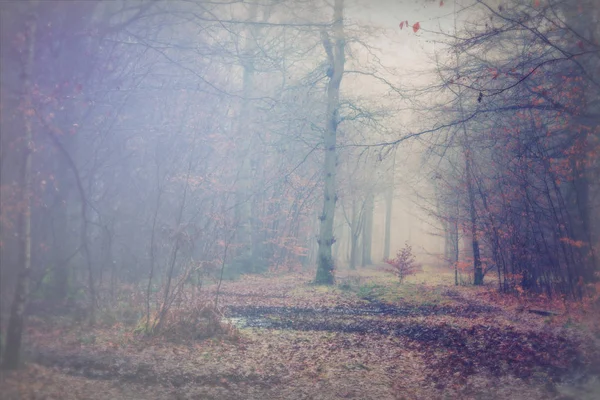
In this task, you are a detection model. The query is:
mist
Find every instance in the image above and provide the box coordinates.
[1,1,599,399]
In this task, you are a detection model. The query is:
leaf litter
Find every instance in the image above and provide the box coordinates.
[2,268,599,399]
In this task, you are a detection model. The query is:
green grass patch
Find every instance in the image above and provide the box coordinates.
[337,277,453,306]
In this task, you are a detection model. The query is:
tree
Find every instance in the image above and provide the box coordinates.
[1,1,36,370]
[315,0,345,284]
[385,242,418,283]
[383,153,396,261]
[422,0,600,296]
[361,191,374,266]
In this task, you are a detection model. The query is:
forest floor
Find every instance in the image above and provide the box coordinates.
[2,265,600,400]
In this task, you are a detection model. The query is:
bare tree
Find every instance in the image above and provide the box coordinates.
[315,0,345,284]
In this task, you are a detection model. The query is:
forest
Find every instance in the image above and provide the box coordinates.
[0,0,599,399]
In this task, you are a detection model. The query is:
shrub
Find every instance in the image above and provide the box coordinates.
[137,302,238,342]
[385,242,420,283]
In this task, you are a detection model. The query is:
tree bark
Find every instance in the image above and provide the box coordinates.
[3,7,36,369]
[383,153,396,261]
[562,1,600,281]
[315,0,345,284]
[465,151,483,285]
[361,192,374,266]
[383,187,393,261]
[49,149,74,303]
[235,2,259,272]
[349,199,361,270]
[453,198,460,286]
[452,19,483,285]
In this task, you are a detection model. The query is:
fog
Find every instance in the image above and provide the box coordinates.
[1,1,599,396]
[1,0,454,297]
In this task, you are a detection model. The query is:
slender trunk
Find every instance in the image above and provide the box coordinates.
[51,155,70,302]
[349,201,358,269]
[454,242,459,285]
[153,104,196,332]
[361,192,374,266]
[383,188,393,261]
[346,221,352,264]
[383,154,395,260]
[154,156,194,333]
[215,231,235,308]
[315,0,345,284]
[465,152,483,285]
[235,3,259,271]
[146,160,162,331]
[83,233,95,325]
[433,181,448,264]
[3,11,36,369]
[453,21,482,285]
[454,199,459,286]
[52,200,69,301]
[110,258,116,301]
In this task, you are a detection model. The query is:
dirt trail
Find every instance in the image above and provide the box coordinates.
[4,275,600,400]
[27,293,592,388]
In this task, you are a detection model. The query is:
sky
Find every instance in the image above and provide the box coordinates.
[332,0,465,263]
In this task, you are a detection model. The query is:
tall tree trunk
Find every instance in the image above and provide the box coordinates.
[350,234,359,270]
[443,221,451,263]
[51,197,69,301]
[153,108,196,333]
[561,0,600,279]
[383,187,393,261]
[456,94,483,286]
[349,200,359,270]
[433,180,447,264]
[235,2,259,272]
[145,158,162,332]
[452,5,483,285]
[454,199,460,286]
[50,155,71,302]
[465,152,483,285]
[383,153,395,260]
[361,192,374,266]
[315,0,345,284]
[3,8,36,369]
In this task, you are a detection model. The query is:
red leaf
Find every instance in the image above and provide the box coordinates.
[399,21,404,30]
[413,22,421,33]
[440,0,444,6]
[533,0,540,7]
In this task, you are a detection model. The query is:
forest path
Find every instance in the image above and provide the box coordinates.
[2,266,599,400]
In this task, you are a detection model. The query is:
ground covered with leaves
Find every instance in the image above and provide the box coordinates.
[2,266,600,399]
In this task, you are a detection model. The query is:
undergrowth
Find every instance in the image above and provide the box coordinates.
[134,302,239,343]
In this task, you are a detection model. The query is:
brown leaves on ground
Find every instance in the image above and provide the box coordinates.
[2,267,599,399]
